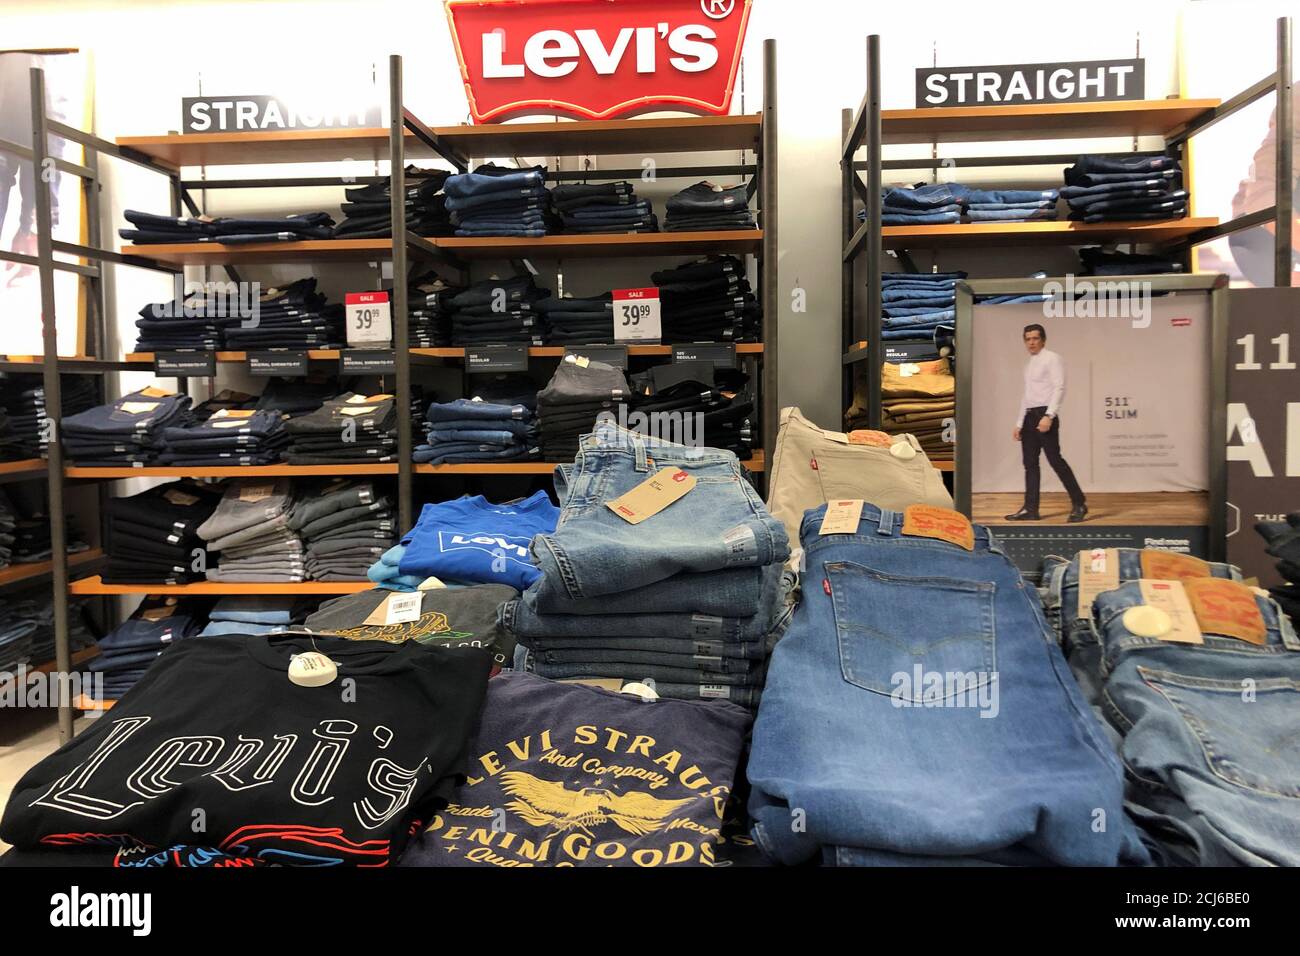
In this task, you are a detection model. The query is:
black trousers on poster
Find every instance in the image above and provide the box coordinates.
[1021,406,1085,512]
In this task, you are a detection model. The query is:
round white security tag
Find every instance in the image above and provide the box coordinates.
[889,441,917,461]
[1122,605,1173,639]
[289,651,338,687]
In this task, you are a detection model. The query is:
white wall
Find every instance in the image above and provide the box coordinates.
[1,0,1265,426]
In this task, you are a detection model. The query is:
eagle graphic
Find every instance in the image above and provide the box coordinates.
[499,771,694,837]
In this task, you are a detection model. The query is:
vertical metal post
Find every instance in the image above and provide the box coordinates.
[30,67,73,743]
[390,55,413,531]
[953,281,975,518]
[760,39,778,472]
[1208,277,1230,561]
[1276,16,1294,288]
[865,35,883,429]
[840,107,854,417]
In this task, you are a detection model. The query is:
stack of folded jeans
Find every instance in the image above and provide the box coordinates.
[60,388,194,466]
[628,360,756,459]
[332,166,453,238]
[877,357,955,461]
[0,374,97,458]
[1255,513,1300,627]
[448,274,550,346]
[288,479,397,581]
[445,163,551,238]
[119,209,335,244]
[414,397,539,465]
[651,255,760,342]
[254,376,337,420]
[552,181,657,233]
[664,181,755,232]
[537,355,631,462]
[133,290,240,352]
[878,270,964,342]
[1078,245,1185,275]
[505,422,791,710]
[963,187,1059,222]
[198,596,307,637]
[0,489,13,569]
[0,407,21,461]
[157,408,289,466]
[862,183,970,225]
[104,480,224,585]
[10,514,87,563]
[1062,153,1187,222]
[746,502,1149,866]
[533,293,614,345]
[406,270,461,347]
[26,593,96,667]
[282,392,398,464]
[0,599,36,671]
[198,478,306,584]
[88,598,206,702]
[221,277,345,350]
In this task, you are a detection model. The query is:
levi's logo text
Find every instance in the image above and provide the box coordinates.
[438,531,532,564]
[902,505,975,551]
[445,0,753,121]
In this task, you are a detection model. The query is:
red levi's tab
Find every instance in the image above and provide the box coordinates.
[445,0,753,123]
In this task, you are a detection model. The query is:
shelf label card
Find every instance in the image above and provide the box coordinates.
[613,287,661,342]
[345,291,393,347]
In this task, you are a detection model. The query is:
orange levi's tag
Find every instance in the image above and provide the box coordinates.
[902,505,974,551]
[847,429,893,448]
[138,386,171,398]
[1184,578,1268,645]
[1140,550,1212,581]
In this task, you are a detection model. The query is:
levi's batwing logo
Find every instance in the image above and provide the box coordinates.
[438,530,532,565]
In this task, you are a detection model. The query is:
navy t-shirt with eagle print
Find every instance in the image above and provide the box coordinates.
[401,671,752,868]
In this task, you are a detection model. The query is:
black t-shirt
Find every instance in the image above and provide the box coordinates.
[0,635,492,866]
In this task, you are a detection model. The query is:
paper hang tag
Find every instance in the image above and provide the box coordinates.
[416,576,446,591]
[1076,548,1121,620]
[288,651,339,687]
[339,406,379,416]
[1139,550,1212,581]
[345,393,372,403]
[902,505,973,551]
[847,429,893,448]
[384,592,423,625]
[138,386,171,398]
[140,604,177,622]
[898,362,921,378]
[1136,580,1204,644]
[214,409,257,419]
[573,355,591,368]
[210,419,249,429]
[621,681,660,700]
[239,481,275,503]
[606,467,697,524]
[819,499,864,535]
[120,401,161,415]
[162,488,200,507]
[1184,578,1267,645]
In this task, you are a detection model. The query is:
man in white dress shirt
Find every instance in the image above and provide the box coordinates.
[1005,324,1088,523]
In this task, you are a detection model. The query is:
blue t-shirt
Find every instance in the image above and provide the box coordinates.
[399,492,558,590]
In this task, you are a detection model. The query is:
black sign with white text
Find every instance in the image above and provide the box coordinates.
[247,351,310,377]
[154,351,216,378]
[672,343,736,369]
[916,58,1144,108]
[339,350,397,375]
[466,346,528,373]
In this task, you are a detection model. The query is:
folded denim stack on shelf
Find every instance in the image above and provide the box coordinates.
[651,254,760,342]
[877,270,965,342]
[1078,245,1185,275]
[88,598,206,702]
[157,408,289,467]
[414,397,539,465]
[628,360,756,459]
[221,277,345,350]
[384,492,558,594]
[0,490,14,569]
[198,478,305,583]
[60,387,194,466]
[104,480,224,585]
[332,166,452,239]
[197,596,308,637]
[282,392,398,464]
[0,374,97,459]
[447,274,550,346]
[504,421,791,710]
[537,355,631,462]
[132,291,240,352]
[533,293,614,345]
[445,163,551,238]
[1256,513,1300,627]
[288,479,397,581]
[0,408,21,461]
[118,209,335,245]
[664,181,756,232]
[0,598,37,671]
[405,270,462,347]
[860,182,970,225]
[254,376,337,420]
[552,181,658,234]
[10,514,87,563]
[877,357,956,462]
[15,591,96,670]
[963,187,1059,222]
[1062,153,1187,222]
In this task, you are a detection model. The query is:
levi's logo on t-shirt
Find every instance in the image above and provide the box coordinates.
[438,531,531,564]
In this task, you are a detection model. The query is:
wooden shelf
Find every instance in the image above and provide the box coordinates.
[881,218,1217,249]
[432,231,763,259]
[414,449,764,475]
[125,350,341,363]
[66,465,399,479]
[842,342,871,364]
[116,128,429,168]
[413,343,764,360]
[432,115,761,157]
[878,98,1220,145]
[0,549,104,591]
[932,460,954,472]
[70,576,374,596]
[0,459,47,481]
[118,238,412,265]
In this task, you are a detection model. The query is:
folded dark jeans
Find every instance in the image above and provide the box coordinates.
[666,182,750,214]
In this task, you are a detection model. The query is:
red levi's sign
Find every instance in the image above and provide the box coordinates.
[445,0,753,122]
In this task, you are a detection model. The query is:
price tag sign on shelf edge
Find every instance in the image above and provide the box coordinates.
[613,287,661,343]
[345,291,393,347]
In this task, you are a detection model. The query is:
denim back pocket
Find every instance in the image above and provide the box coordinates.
[827,561,996,699]
[1139,667,1300,799]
